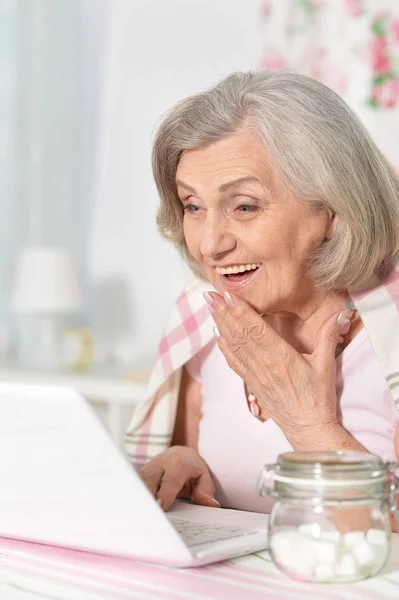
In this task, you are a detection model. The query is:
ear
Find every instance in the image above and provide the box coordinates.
[325,209,338,240]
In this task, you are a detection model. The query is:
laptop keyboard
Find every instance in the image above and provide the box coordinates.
[169,516,253,547]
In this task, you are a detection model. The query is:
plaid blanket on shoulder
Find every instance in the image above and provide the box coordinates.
[125,261,399,468]
[124,279,215,467]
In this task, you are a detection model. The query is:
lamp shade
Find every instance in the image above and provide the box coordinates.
[11,246,84,314]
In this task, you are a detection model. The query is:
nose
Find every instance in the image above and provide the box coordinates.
[199,210,236,259]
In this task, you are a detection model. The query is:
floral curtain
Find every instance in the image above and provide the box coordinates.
[259,0,399,166]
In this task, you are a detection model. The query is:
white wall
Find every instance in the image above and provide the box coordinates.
[88,0,262,369]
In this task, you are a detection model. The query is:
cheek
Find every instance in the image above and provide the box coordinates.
[294,219,327,256]
[183,220,202,260]
[276,211,327,258]
[248,227,283,261]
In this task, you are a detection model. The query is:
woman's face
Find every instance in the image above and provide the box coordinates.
[176,130,333,315]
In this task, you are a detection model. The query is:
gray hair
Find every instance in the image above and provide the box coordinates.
[153,70,399,291]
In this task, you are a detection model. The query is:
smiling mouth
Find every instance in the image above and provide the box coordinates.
[215,263,261,282]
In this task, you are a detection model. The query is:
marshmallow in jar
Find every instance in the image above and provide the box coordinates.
[257,451,399,583]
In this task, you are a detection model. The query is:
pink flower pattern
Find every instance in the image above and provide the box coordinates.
[391,18,399,45]
[344,0,364,17]
[260,49,287,71]
[371,35,391,75]
[259,0,399,111]
[260,0,272,17]
[372,78,399,109]
[368,13,399,109]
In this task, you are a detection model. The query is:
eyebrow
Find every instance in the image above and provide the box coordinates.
[176,176,264,195]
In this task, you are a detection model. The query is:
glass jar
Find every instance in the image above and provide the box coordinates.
[257,451,399,584]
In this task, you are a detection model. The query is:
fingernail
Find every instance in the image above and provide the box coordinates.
[342,321,351,334]
[203,494,221,508]
[213,326,221,339]
[157,498,164,508]
[249,401,261,418]
[337,310,351,325]
[203,291,215,308]
[224,292,234,307]
[346,298,355,311]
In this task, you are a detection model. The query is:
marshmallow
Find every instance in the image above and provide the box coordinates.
[313,540,338,565]
[351,541,375,566]
[320,530,341,543]
[289,559,314,579]
[335,552,357,578]
[367,528,388,546]
[314,563,334,582]
[271,531,303,557]
[271,531,315,578]
[298,523,321,539]
[269,527,388,583]
[343,531,365,549]
[271,531,315,563]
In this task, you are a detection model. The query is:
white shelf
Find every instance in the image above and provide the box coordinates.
[0,366,148,404]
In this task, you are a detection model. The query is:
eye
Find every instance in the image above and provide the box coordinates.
[236,204,257,213]
[231,195,261,215]
[181,203,202,214]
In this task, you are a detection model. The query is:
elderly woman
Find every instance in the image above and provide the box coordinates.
[125,71,399,522]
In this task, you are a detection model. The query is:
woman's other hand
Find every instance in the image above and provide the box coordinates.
[204,291,352,447]
[139,446,220,511]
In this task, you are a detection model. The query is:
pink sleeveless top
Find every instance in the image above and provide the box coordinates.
[186,328,399,513]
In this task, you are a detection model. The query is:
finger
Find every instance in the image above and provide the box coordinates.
[217,334,253,382]
[139,463,165,498]
[204,291,283,355]
[190,471,220,508]
[313,309,352,369]
[157,468,191,511]
[217,337,274,407]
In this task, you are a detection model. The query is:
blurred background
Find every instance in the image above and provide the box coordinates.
[0,0,398,380]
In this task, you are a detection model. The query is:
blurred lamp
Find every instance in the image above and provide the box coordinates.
[11,246,84,369]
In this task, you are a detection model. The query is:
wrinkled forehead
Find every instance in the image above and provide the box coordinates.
[175,130,277,193]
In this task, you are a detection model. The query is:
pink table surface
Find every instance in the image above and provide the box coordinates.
[1,535,399,600]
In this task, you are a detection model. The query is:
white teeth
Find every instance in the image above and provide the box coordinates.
[216,263,261,275]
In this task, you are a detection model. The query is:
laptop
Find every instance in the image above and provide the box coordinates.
[0,382,268,567]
